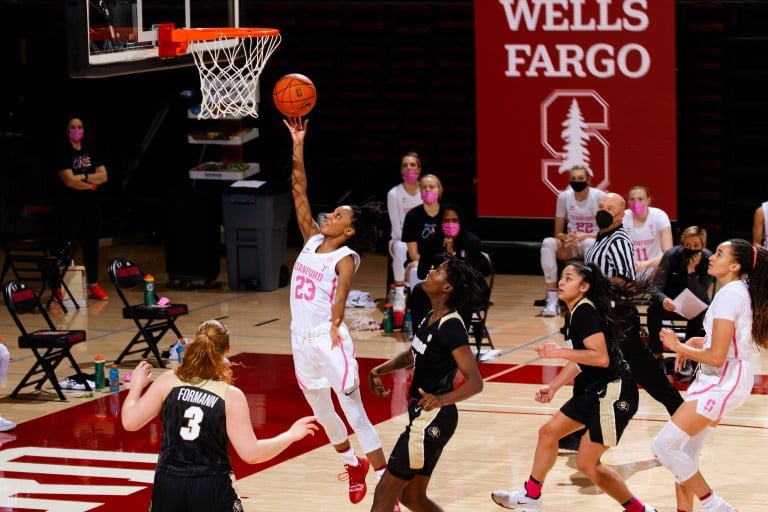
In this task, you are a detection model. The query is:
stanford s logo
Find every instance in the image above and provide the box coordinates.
[540,90,611,196]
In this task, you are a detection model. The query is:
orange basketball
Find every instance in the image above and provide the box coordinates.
[272,73,317,117]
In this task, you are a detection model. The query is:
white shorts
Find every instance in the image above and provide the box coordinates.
[291,322,359,393]
[685,358,753,421]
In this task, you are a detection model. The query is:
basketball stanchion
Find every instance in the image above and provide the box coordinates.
[157,23,281,119]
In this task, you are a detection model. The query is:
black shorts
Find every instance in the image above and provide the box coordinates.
[150,471,242,512]
[560,374,638,447]
[387,399,458,481]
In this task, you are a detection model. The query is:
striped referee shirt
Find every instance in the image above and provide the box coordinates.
[585,226,636,281]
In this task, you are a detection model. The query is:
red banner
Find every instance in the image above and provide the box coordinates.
[474,0,677,219]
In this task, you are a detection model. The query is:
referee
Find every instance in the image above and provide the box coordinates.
[585,192,683,415]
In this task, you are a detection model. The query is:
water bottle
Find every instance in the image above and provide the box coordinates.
[383,303,394,333]
[143,273,155,306]
[402,309,414,341]
[393,286,406,328]
[94,355,106,389]
[109,364,120,393]
[388,284,396,307]
[176,342,184,366]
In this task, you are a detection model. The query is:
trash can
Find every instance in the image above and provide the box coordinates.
[222,188,291,291]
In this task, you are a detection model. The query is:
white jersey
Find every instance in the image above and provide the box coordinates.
[686,279,755,420]
[290,234,360,331]
[622,207,671,263]
[555,187,604,235]
[387,183,422,241]
[762,201,768,248]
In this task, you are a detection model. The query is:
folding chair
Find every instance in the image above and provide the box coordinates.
[108,257,189,368]
[3,280,89,400]
[470,251,495,361]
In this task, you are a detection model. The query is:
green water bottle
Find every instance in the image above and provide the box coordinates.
[143,273,155,306]
[384,303,394,333]
[94,355,106,389]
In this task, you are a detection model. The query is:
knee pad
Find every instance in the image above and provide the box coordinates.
[541,237,558,283]
[684,425,714,462]
[652,421,697,483]
[336,388,382,453]
[303,388,348,445]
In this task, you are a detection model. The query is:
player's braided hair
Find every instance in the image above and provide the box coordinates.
[441,252,485,314]
[346,201,386,254]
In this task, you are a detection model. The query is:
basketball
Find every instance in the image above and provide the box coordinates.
[272,73,317,117]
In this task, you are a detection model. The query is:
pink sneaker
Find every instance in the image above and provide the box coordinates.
[339,456,370,504]
[88,283,109,301]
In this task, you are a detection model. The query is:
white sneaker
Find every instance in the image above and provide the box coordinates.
[0,416,16,432]
[491,487,542,511]
[642,505,658,512]
[703,500,738,512]
[542,298,560,317]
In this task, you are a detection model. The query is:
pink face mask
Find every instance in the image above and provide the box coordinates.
[402,171,419,184]
[630,202,647,216]
[421,190,438,205]
[442,221,460,237]
[69,128,84,142]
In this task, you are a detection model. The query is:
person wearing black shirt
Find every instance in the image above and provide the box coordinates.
[52,116,110,301]
[647,226,713,361]
[401,174,444,290]
[367,254,484,512]
[492,263,657,512]
[122,320,318,512]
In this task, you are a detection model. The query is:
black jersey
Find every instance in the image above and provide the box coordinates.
[156,378,232,476]
[565,298,623,390]
[409,310,468,399]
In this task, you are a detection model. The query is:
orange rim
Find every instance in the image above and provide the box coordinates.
[157,23,280,58]
[169,27,279,42]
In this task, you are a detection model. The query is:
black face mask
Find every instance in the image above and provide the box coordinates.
[683,248,702,259]
[595,210,614,229]
[570,181,588,192]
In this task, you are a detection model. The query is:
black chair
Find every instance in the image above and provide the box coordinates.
[1,204,79,313]
[470,251,495,361]
[3,280,89,400]
[108,257,189,368]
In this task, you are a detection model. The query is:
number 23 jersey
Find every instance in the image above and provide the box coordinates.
[290,234,360,331]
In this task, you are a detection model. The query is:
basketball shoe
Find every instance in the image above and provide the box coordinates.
[625,506,657,512]
[542,297,560,317]
[491,487,542,511]
[88,283,108,301]
[703,499,738,512]
[340,456,370,504]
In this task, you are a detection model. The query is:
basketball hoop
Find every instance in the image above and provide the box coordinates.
[157,24,281,119]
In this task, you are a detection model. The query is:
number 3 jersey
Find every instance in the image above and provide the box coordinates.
[290,234,360,331]
[156,378,231,476]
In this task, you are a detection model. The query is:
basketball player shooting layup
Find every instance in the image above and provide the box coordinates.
[284,117,389,505]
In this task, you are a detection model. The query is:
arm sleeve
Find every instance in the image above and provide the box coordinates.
[650,249,673,303]
[387,186,403,241]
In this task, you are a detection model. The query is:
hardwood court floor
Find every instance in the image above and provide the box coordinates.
[0,238,766,511]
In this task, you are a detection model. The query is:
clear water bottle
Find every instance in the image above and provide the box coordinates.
[402,309,414,341]
[109,364,120,393]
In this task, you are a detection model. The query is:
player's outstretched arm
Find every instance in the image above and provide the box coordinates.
[285,117,320,242]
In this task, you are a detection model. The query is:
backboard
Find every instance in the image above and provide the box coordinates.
[67,0,240,78]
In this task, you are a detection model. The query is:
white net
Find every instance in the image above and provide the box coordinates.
[189,31,281,119]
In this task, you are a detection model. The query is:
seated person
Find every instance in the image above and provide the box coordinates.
[753,200,768,248]
[401,173,444,291]
[540,165,603,317]
[386,152,423,293]
[646,225,714,363]
[622,184,673,275]
[407,203,488,330]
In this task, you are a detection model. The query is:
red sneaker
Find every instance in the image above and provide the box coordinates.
[393,500,402,512]
[339,456,370,504]
[88,283,109,301]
